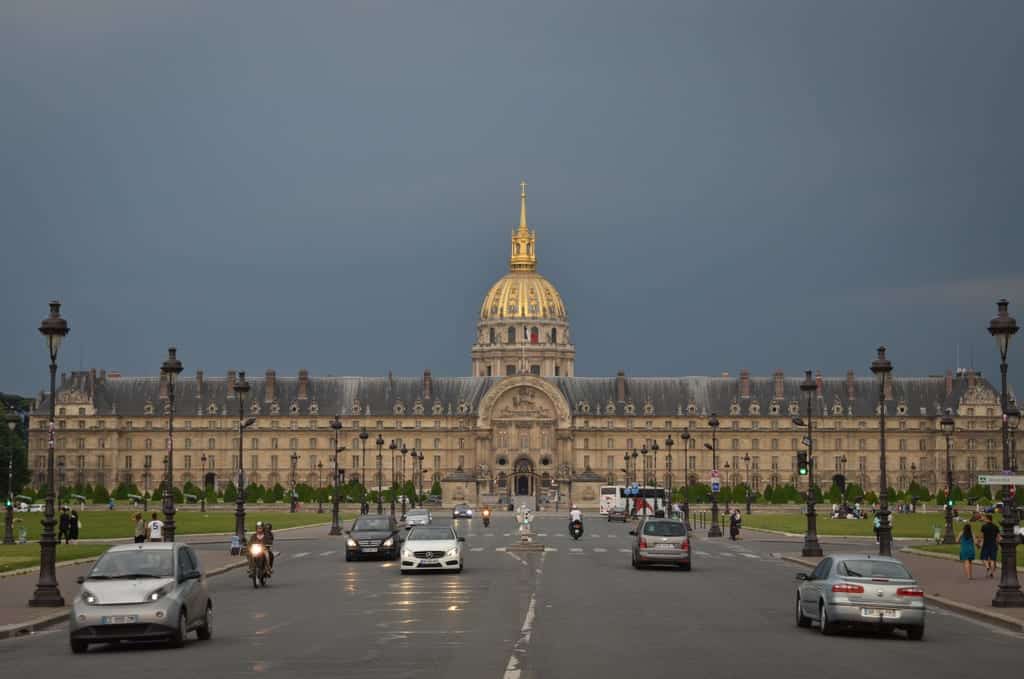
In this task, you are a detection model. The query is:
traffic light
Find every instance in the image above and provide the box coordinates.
[946,496,954,508]
[797,451,809,476]
[3,497,11,509]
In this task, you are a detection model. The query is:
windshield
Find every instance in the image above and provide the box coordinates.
[838,560,912,580]
[642,521,686,537]
[407,509,428,516]
[353,517,391,531]
[89,549,174,579]
[407,527,455,541]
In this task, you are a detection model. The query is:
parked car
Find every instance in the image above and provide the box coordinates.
[795,554,925,640]
[630,517,690,570]
[452,503,473,519]
[607,507,628,522]
[426,495,442,505]
[29,504,44,513]
[401,525,465,574]
[345,514,403,561]
[69,542,212,653]
[404,508,432,527]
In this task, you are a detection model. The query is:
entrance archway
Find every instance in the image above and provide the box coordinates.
[204,472,216,492]
[513,458,534,496]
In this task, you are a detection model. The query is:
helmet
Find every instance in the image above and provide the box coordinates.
[256,521,264,529]
[572,504,578,510]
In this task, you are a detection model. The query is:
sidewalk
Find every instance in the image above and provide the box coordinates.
[782,550,1024,633]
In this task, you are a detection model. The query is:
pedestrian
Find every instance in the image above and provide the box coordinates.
[69,509,80,543]
[978,514,1000,578]
[959,523,977,579]
[729,509,741,540]
[872,512,880,543]
[58,506,71,544]
[147,511,164,542]
[133,512,146,543]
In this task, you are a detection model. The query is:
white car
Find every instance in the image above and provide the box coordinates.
[400,526,464,574]
[29,504,44,513]
[404,508,432,527]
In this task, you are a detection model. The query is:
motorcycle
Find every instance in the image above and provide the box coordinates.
[570,519,584,540]
[248,542,271,588]
[482,509,491,528]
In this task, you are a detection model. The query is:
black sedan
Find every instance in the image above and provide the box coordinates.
[345,514,403,561]
[452,503,474,519]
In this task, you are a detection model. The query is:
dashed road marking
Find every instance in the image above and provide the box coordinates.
[537,533,548,537]
[544,547,558,552]
[593,547,607,553]
[606,535,617,539]
[618,548,631,553]
[503,533,512,537]
[740,553,759,559]
[696,550,711,556]
[470,547,484,552]
[720,552,735,558]
[485,533,495,537]
[319,551,336,557]
[569,547,583,553]
[293,552,310,558]
[496,547,507,552]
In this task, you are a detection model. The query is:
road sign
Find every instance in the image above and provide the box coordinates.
[710,469,720,479]
[979,474,1024,486]
[711,481,721,493]
[802,437,811,447]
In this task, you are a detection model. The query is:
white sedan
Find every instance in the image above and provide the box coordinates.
[400,526,465,574]
[404,508,432,527]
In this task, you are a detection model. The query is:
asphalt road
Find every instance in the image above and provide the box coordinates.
[1,514,1021,679]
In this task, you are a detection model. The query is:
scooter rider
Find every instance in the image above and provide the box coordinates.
[250,521,274,573]
[568,504,583,532]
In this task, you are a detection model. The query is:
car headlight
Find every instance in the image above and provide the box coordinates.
[383,537,394,547]
[446,548,458,558]
[346,538,357,548]
[466,510,473,517]
[82,590,97,605]
[146,585,171,602]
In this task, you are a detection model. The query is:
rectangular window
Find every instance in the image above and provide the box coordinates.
[771,456,779,470]
[271,438,279,449]
[458,455,465,469]
[751,439,759,450]
[289,438,298,449]
[125,455,133,470]
[584,454,590,469]
[125,438,133,450]
[145,438,152,449]
[626,438,633,449]
[583,438,589,450]
[208,438,216,449]
[530,365,540,376]
[434,455,441,476]
[97,454,104,469]
[506,365,516,376]
[251,438,259,450]
[607,438,614,449]
[689,455,696,471]
[731,439,739,450]
[184,455,192,470]
[858,439,866,450]
[771,438,778,450]
[554,366,559,376]
[607,455,614,470]
[434,438,440,449]
[208,455,215,470]
[309,438,317,449]
[271,455,278,471]
[185,438,192,449]
[77,438,85,449]
[252,455,259,471]
[144,454,153,467]
[458,438,464,449]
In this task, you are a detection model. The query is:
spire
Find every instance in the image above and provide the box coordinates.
[509,180,537,272]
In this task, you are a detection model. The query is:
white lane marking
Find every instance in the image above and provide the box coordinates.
[740,553,759,559]
[544,547,558,552]
[496,547,507,552]
[506,551,527,566]
[293,552,310,558]
[593,547,607,553]
[503,532,512,537]
[319,551,336,557]
[485,533,495,537]
[470,547,484,552]
[590,534,601,538]
[537,533,548,537]
[606,535,617,539]
[720,552,735,558]
[569,547,583,553]
[618,548,631,553]
[696,550,711,556]
[503,591,538,679]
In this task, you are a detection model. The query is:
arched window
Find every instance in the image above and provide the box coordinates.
[507,327,516,344]
[530,327,539,344]
[489,328,496,344]
[550,328,557,343]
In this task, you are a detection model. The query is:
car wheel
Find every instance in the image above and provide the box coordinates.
[400,568,410,575]
[196,603,213,640]
[70,639,89,654]
[795,596,811,628]
[906,625,925,641]
[678,562,691,572]
[457,560,463,573]
[345,552,353,562]
[819,603,836,636]
[170,609,188,648]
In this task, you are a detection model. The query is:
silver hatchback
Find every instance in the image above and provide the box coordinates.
[70,542,213,653]
[630,517,691,570]
[795,554,925,640]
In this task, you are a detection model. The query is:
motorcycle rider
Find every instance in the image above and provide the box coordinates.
[568,504,583,534]
[249,521,274,573]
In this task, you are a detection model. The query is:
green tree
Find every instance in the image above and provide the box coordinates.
[762,485,774,503]
[430,480,442,496]
[966,484,992,501]
[91,484,110,504]
[864,491,878,504]
[0,395,31,495]
[907,481,932,502]
[223,481,238,503]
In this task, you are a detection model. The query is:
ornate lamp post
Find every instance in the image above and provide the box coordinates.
[743,453,752,515]
[359,427,369,504]
[870,347,894,557]
[143,459,151,511]
[706,414,722,537]
[640,444,649,518]
[375,434,384,514]
[416,450,425,507]
[388,440,398,518]
[681,427,691,529]
[939,408,956,545]
[792,370,822,557]
[664,435,674,516]
[233,372,255,544]
[317,461,324,514]
[200,453,207,513]
[329,416,344,534]
[4,410,19,545]
[400,443,409,518]
[289,451,299,513]
[988,299,1024,607]
[30,300,69,607]
[160,347,182,541]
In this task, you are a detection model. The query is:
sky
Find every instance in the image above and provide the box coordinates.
[2,1,1023,396]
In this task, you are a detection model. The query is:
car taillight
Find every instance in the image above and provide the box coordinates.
[897,587,924,597]
[831,583,864,594]
[639,538,648,549]
[681,539,689,550]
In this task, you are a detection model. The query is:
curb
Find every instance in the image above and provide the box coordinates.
[0,557,108,580]
[66,521,334,545]
[900,547,1024,573]
[746,527,920,541]
[778,554,1024,633]
[0,556,249,640]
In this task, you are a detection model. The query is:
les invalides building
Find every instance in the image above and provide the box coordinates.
[29,186,1005,508]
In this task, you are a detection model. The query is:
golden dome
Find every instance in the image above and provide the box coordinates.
[479,182,568,322]
[480,272,568,321]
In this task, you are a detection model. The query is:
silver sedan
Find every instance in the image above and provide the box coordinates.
[795,553,925,640]
[70,542,213,653]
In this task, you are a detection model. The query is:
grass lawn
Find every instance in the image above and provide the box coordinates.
[0,543,110,573]
[916,543,1024,563]
[742,510,977,539]
[10,509,333,541]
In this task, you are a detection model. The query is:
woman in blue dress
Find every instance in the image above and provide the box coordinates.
[959,524,977,580]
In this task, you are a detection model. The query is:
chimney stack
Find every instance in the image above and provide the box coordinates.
[227,370,237,397]
[945,369,953,397]
[265,370,277,403]
[298,369,309,400]
[196,370,204,398]
[739,369,751,399]
[967,370,977,391]
[89,368,97,398]
[815,370,824,394]
[616,370,626,403]
[423,369,433,401]
[846,370,856,401]
[773,370,784,400]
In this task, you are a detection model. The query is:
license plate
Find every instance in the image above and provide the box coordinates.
[362,547,378,553]
[420,560,439,565]
[860,608,900,619]
[655,543,676,550]
[101,615,138,625]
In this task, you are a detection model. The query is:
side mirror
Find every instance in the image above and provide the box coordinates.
[796,573,809,581]
[457,536,466,542]
[76,576,86,584]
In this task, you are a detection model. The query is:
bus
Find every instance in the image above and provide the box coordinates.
[600,486,624,514]
[600,486,668,515]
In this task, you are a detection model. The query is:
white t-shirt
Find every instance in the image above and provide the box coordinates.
[569,509,583,522]
[147,520,164,540]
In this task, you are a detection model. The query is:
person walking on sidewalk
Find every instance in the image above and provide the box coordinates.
[58,506,71,544]
[133,512,146,543]
[979,514,1000,578]
[146,512,164,542]
[69,509,80,543]
[958,523,977,579]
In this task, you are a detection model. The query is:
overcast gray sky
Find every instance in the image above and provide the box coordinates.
[3,1,1023,395]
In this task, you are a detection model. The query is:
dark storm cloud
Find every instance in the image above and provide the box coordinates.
[2,0,1022,394]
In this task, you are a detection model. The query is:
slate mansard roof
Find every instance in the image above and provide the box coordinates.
[38,369,995,420]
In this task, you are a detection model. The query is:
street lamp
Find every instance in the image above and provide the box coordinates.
[143,459,151,512]
[375,434,384,514]
[706,414,722,537]
[359,427,369,505]
[289,451,299,513]
[160,347,182,542]
[664,435,674,517]
[200,454,207,513]
[640,444,649,518]
[400,443,409,518]
[743,453,752,515]
[681,428,691,529]
[870,346,894,557]
[30,300,69,607]
[317,461,324,514]
[329,416,344,535]
[792,369,822,557]
[388,440,398,518]
[4,409,19,545]
[416,450,425,507]
[988,299,1024,607]
[233,372,255,544]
